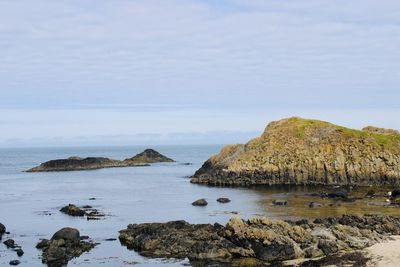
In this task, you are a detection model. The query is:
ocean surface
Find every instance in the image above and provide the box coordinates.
[1,145,399,266]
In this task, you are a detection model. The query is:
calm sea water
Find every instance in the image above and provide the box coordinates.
[1,145,399,266]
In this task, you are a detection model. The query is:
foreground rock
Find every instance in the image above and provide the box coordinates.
[191,117,400,186]
[26,149,174,172]
[37,227,96,266]
[119,214,400,264]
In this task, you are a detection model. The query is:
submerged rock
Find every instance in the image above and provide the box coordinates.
[60,204,86,217]
[37,227,95,266]
[192,199,208,206]
[119,214,400,264]
[25,149,174,172]
[191,117,400,186]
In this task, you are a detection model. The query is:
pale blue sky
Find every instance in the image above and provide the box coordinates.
[0,0,399,146]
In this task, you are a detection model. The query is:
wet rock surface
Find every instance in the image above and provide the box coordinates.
[25,149,174,172]
[119,214,400,264]
[37,227,96,266]
[60,204,106,220]
[9,260,20,266]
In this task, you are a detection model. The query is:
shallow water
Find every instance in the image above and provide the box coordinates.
[0,145,399,266]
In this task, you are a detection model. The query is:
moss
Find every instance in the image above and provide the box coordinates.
[285,117,400,149]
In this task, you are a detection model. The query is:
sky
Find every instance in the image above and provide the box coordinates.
[0,0,399,147]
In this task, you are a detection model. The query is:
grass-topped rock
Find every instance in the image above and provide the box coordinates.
[191,117,400,186]
[26,149,175,172]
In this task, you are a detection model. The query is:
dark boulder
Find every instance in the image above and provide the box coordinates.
[3,239,16,248]
[60,204,86,217]
[38,228,95,266]
[192,199,208,206]
[51,227,80,243]
[217,198,231,203]
[272,199,288,206]
[15,248,24,257]
[9,260,20,266]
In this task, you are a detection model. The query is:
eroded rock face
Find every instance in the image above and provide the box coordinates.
[191,117,400,186]
[26,149,174,172]
[37,227,95,266]
[119,214,400,264]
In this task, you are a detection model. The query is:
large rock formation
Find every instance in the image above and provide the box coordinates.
[119,214,400,264]
[191,117,400,186]
[26,149,174,172]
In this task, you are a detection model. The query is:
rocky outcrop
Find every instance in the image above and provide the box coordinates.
[119,214,400,264]
[26,149,174,172]
[191,117,400,186]
[123,149,175,164]
[60,204,106,220]
[37,227,96,266]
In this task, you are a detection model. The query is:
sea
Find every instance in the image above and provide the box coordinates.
[1,145,399,266]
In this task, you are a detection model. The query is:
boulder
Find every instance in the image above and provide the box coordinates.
[9,260,20,266]
[38,228,95,266]
[217,198,231,203]
[60,204,86,217]
[308,202,323,208]
[3,239,16,248]
[192,199,208,206]
[272,199,288,206]
[51,227,80,243]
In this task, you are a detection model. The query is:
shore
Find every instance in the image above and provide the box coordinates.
[367,236,400,267]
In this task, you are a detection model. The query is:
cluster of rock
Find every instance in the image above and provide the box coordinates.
[119,214,400,264]
[26,149,175,172]
[191,117,400,186]
[1,223,24,265]
[36,227,96,266]
[60,204,105,220]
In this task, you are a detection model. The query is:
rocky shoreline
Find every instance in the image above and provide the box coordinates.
[119,214,400,266]
[26,149,175,172]
[191,117,400,186]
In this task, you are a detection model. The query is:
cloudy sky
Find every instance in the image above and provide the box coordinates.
[1,0,399,147]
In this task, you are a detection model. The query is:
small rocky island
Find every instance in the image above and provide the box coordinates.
[26,149,175,172]
[191,117,400,186]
